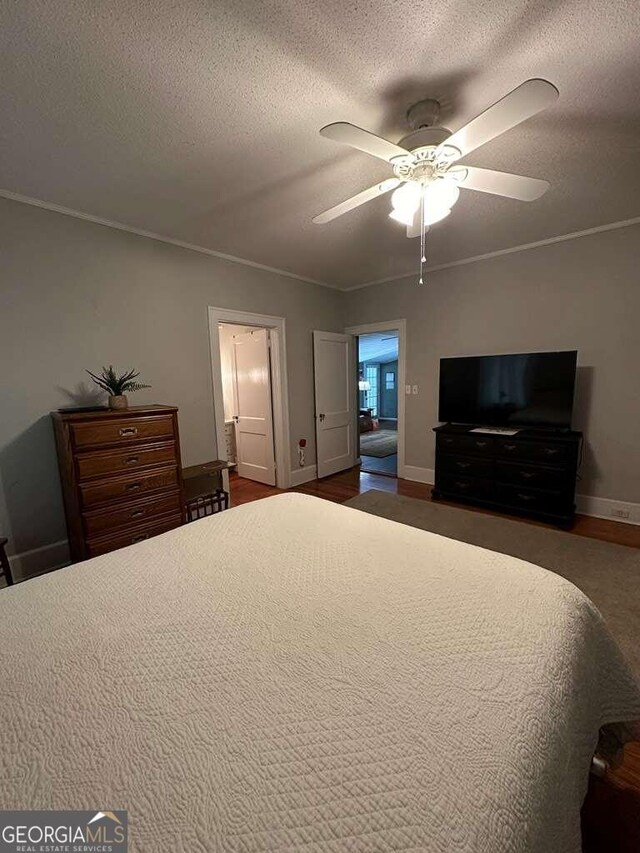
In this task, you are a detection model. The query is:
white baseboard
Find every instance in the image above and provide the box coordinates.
[9,539,71,582]
[576,493,640,525]
[402,465,435,485]
[290,465,318,487]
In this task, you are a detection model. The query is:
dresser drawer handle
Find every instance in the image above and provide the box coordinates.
[520,471,536,479]
[124,456,139,465]
[119,426,138,437]
[504,444,517,451]
[517,493,536,502]
[131,509,145,519]
[125,482,142,492]
[475,441,488,448]
[443,437,455,444]
[455,461,471,469]
[543,447,559,455]
[131,533,149,543]
[455,481,471,490]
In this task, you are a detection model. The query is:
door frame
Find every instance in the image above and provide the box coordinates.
[344,319,407,479]
[208,306,291,489]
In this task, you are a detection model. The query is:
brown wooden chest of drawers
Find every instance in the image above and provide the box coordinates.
[52,405,186,561]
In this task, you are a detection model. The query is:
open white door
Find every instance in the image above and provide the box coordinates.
[232,328,276,485]
[313,330,356,478]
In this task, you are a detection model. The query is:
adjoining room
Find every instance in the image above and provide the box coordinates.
[358,331,399,476]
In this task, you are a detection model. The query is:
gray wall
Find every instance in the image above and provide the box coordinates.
[344,224,640,503]
[0,197,342,568]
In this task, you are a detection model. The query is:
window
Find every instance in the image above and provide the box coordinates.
[385,371,395,390]
[365,365,379,416]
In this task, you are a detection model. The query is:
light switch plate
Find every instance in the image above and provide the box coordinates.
[412,385,419,395]
[405,385,411,395]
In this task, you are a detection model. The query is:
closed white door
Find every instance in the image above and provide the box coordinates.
[313,330,356,478]
[232,329,276,485]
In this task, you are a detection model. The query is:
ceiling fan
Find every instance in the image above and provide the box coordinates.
[313,79,558,283]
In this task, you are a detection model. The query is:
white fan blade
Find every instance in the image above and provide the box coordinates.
[312,178,400,224]
[438,79,559,161]
[320,122,412,163]
[455,166,549,200]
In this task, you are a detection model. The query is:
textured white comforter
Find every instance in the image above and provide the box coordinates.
[1,493,639,852]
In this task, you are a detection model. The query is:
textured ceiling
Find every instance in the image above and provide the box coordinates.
[1,1,640,289]
[358,332,399,365]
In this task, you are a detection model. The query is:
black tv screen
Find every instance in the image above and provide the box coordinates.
[439,351,577,428]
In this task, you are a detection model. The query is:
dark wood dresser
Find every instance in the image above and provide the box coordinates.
[52,405,186,561]
[432,423,583,527]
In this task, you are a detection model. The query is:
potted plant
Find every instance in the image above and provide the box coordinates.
[86,366,151,410]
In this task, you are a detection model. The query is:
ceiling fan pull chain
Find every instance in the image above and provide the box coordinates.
[418,189,426,285]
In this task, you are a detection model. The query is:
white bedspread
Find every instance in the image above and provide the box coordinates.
[1,493,639,852]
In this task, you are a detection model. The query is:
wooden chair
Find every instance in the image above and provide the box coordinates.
[0,537,14,587]
[186,490,229,522]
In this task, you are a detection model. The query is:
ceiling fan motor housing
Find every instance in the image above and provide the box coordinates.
[397,126,452,151]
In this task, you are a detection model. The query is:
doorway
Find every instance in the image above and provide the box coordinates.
[218,323,277,485]
[208,307,291,492]
[345,320,407,480]
[357,331,399,476]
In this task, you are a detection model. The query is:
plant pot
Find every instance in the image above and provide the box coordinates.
[108,394,129,411]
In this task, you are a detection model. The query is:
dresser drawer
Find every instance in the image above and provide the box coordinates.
[437,433,495,456]
[496,461,570,491]
[496,438,572,463]
[76,442,176,481]
[86,513,183,557]
[71,415,175,449]
[82,491,182,537]
[436,474,491,500]
[438,454,494,479]
[497,484,567,514]
[80,467,179,509]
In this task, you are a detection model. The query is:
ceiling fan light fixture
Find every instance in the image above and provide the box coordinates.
[424,180,460,210]
[389,207,414,226]
[391,182,421,216]
[422,206,451,226]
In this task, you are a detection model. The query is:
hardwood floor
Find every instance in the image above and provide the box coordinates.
[229,466,640,848]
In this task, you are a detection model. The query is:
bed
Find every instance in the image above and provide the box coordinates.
[1,493,639,852]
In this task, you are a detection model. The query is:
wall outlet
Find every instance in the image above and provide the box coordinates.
[405,385,412,395]
[412,385,419,395]
[611,508,630,520]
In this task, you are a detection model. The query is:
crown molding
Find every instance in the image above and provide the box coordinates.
[0,188,339,290]
[345,215,640,291]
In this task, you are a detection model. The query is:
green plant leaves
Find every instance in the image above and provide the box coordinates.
[85,365,151,396]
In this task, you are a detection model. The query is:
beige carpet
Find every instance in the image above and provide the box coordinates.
[359,429,397,458]
[345,489,640,680]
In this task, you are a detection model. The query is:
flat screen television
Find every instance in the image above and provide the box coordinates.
[438,351,577,428]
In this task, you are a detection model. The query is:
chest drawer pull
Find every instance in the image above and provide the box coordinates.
[520,471,536,479]
[504,444,517,451]
[517,493,536,502]
[125,482,142,492]
[542,447,559,456]
[125,456,139,465]
[131,533,149,544]
[119,426,138,437]
[130,509,145,519]
[455,461,471,469]
[455,481,471,489]
[475,441,488,448]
